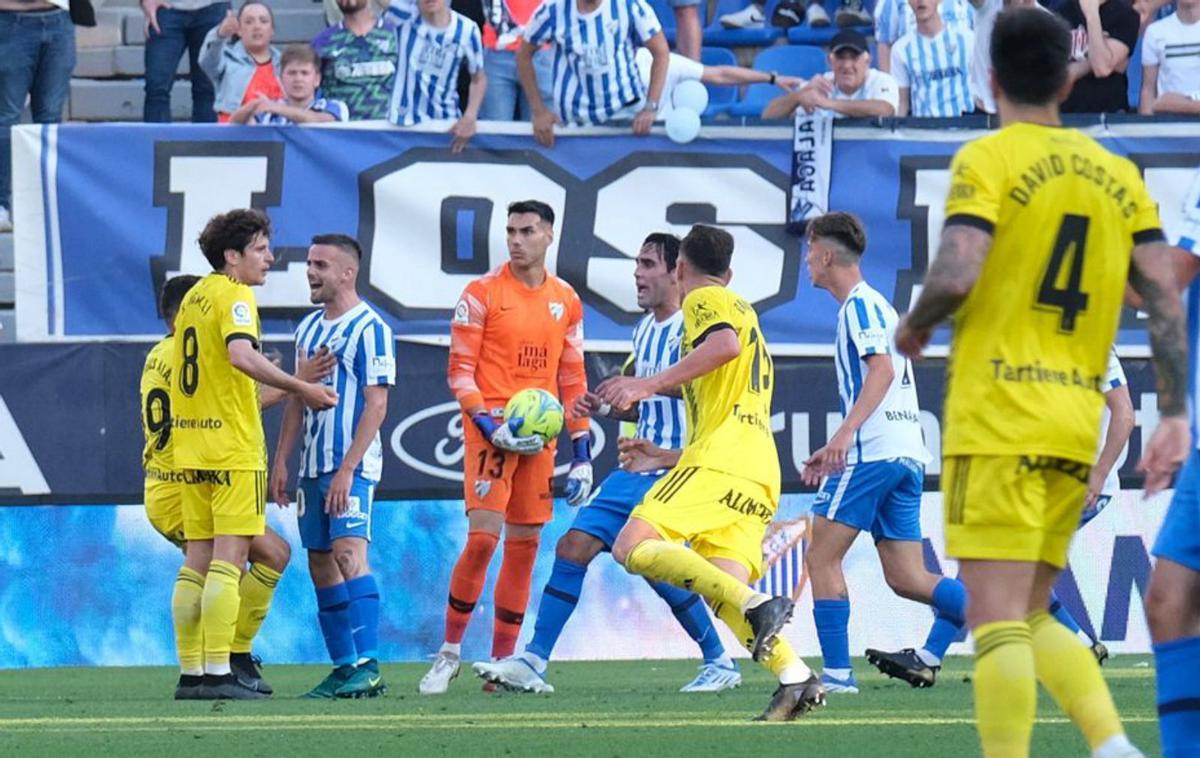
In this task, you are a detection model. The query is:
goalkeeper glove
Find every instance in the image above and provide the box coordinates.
[565,435,593,506]
[473,412,544,455]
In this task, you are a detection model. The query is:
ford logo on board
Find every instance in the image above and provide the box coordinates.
[391,401,607,482]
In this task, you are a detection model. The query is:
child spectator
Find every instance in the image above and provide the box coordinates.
[230,44,350,124]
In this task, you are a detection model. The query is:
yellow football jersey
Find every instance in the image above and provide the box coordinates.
[170,273,266,472]
[676,286,780,500]
[942,122,1164,463]
[140,335,175,474]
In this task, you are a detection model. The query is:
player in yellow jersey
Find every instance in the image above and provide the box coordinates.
[142,273,333,699]
[600,224,824,722]
[171,209,338,700]
[895,9,1190,757]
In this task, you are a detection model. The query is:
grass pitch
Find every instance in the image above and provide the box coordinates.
[0,656,1159,757]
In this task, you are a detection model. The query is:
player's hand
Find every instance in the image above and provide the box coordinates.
[141,0,172,36]
[325,467,353,517]
[489,417,545,455]
[300,382,338,410]
[1139,415,1190,496]
[269,464,291,509]
[532,108,558,148]
[1084,467,1105,509]
[802,428,852,485]
[449,114,476,153]
[895,315,932,360]
[296,346,336,383]
[618,437,674,474]
[573,391,609,420]
[632,107,656,136]
[217,8,238,38]
[595,375,654,412]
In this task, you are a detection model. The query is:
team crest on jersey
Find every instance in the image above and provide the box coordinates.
[474,479,492,498]
[231,301,253,326]
[548,301,565,321]
[691,301,718,327]
[453,300,470,325]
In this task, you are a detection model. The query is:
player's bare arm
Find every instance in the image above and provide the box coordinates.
[1129,240,1191,493]
[802,353,893,486]
[597,327,740,410]
[896,224,991,358]
[325,385,388,517]
[270,395,304,507]
[575,389,638,422]
[228,339,338,410]
[1088,383,1134,507]
[618,437,681,474]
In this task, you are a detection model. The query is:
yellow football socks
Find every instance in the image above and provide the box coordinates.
[172,566,205,676]
[231,563,282,655]
[712,597,812,682]
[625,540,756,611]
[1028,610,1124,750]
[973,621,1037,758]
[201,560,243,675]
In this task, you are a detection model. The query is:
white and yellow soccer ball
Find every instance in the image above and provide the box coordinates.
[503,388,565,444]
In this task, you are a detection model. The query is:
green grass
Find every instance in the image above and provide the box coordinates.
[0,657,1160,757]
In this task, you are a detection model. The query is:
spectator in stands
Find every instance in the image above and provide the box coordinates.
[230,44,351,124]
[517,0,669,147]
[1058,0,1139,112]
[385,0,486,153]
[0,0,75,232]
[1138,0,1200,114]
[632,46,805,119]
[762,30,899,119]
[200,2,282,123]
[892,0,975,116]
[140,0,229,123]
[324,0,389,26]
[477,0,554,120]
[875,0,972,73]
[313,0,398,120]
[967,0,1040,114]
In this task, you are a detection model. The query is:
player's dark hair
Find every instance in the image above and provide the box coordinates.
[807,212,866,259]
[312,233,362,260]
[991,8,1071,107]
[197,208,272,270]
[507,200,555,226]
[160,274,201,321]
[679,225,733,277]
[280,43,319,71]
[237,0,274,21]
[642,233,681,271]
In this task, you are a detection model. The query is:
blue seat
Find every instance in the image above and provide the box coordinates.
[786,0,874,45]
[728,44,828,116]
[703,0,785,48]
[699,47,738,115]
[648,0,708,45]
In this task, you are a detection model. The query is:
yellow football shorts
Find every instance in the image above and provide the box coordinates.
[181,469,267,541]
[144,474,186,548]
[943,455,1089,568]
[630,466,775,582]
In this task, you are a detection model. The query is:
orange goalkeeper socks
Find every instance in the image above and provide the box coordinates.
[444,530,499,645]
[493,533,540,659]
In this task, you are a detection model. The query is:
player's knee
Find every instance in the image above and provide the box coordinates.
[258,535,291,572]
[334,545,366,579]
[611,535,637,568]
[556,530,601,565]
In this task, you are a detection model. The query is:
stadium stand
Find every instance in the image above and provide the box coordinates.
[727,43,827,115]
[700,46,739,115]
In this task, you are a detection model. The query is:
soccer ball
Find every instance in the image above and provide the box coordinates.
[503,388,565,444]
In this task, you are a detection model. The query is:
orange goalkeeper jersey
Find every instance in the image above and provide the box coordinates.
[448,263,589,435]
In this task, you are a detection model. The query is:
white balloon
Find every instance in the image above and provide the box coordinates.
[665,108,702,144]
[671,79,710,115]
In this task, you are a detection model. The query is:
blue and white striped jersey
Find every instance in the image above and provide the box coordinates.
[386,0,484,125]
[1098,349,1127,497]
[294,302,396,482]
[1179,166,1200,446]
[834,281,928,465]
[523,0,663,125]
[891,25,975,117]
[254,96,351,125]
[631,311,686,457]
[874,0,974,45]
